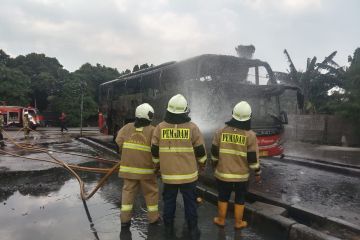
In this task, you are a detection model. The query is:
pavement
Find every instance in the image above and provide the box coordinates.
[283,140,360,168]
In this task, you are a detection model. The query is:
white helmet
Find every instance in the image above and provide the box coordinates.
[232,101,252,122]
[167,94,188,114]
[135,103,154,121]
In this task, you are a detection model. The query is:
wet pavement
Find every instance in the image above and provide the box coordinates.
[0,173,272,240]
[0,130,273,240]
[251,158,360,226]
[284,140,360,168]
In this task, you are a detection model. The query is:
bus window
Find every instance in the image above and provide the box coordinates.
[125,77,141,94]
[246,66,270,85]
[141,73,161,100]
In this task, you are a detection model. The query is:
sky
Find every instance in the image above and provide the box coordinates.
[0,0,359,73]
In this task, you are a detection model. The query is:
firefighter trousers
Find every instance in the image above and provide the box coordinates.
[162,181,198,228]
[120,178,159,223]
[216,179,248,204]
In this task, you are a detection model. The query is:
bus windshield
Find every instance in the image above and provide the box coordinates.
[187,57,282,131]
[247,95,280,127]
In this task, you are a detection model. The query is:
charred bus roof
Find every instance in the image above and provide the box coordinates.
[100,54,276,87]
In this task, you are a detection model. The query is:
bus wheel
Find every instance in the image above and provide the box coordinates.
[280,154,285,159]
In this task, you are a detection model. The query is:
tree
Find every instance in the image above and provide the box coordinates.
[132,64,140,72]
[73,63,120,103]
[282,49,344,113]
[0,65,31,105]
[0,49,124,127]
[50,74,98,126]
[7,53,66,111]
[334,48,360,132]
[0,49,10,66]
[122,69,131,74]
[140,63,149,70]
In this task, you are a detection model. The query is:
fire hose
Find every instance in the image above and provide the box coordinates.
[0,129,120,200]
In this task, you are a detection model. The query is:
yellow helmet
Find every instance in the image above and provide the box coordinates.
[135,103,154,121]
[167,94,189,114]
[232,101,252,121]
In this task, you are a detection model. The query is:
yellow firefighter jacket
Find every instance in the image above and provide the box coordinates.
[115,123,156,180]
[212,126,260,182]
[152,121,206,184]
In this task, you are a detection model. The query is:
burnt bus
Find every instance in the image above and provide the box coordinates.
[99,54,302,157]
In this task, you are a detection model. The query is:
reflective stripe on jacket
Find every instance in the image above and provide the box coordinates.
[212,126,260,182]
[116,123,156,180]
[152,121,206,184]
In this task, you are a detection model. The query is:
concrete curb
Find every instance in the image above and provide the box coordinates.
[84,136,117,152]
[289,224,341,240]
[77,137,119,158]
[269,156,360,177]
[284,154,360,170]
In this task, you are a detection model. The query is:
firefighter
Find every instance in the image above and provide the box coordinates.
[151,94,207,239]
[115,103,160,228]
[0,110,5,147]
[211,101,261,229]
[23,111,31,139]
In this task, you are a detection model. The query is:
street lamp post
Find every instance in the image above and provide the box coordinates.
[80,81,86,137]
[80,89,84,137]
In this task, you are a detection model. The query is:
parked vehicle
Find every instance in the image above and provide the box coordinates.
[0,105,40,130]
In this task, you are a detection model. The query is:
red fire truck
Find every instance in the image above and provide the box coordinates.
[0,105,41,129]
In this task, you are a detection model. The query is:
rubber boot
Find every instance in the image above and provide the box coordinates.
[213,201,228,227]
[121,221,131,229]
[234,204,247,229]
[119,226,132,239]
